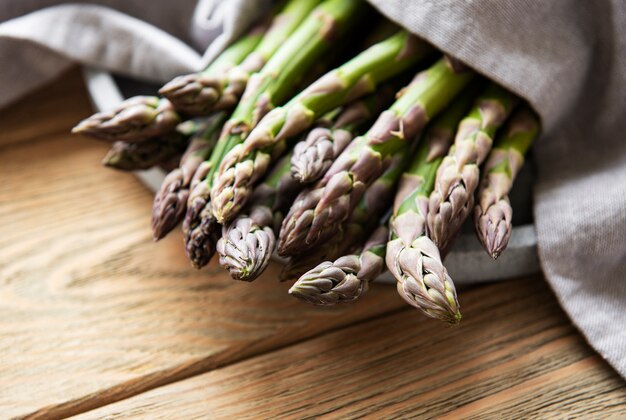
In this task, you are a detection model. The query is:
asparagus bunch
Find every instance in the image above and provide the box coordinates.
[427,83,518,252]
[216,151,301,281]
[279,57,475,256]
[161,0,322,116]
[184,0,365,269]
[386,87,479,325]
[73,6,545,325]
[290,86,397,184]
[289,224,388,305]
[151,113,227,240]
[474,106,539,259]
[210,30,434,223]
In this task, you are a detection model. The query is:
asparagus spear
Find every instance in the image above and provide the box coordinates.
[216,151,301,281]
[211,30,433,223]
[161,0,322,116]
[151,113,227,240]
[427,83,518,252]
[101,118,207,171]
[184,0,365,269]
[474,106,539,259]
[102,138,184,171]
[289,224,388,306]
[278,57,475,256]
[281,150,406,280]
[387,88,479,325]
[72,96,181,143]
[290,86,396,184]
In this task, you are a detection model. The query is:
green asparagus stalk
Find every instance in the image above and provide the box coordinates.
[211,30,434,223]
[427,83,518,252]
[161,0,322,116]
[72,96,181,143]
[290,86,397,184]
[278,57,475,256]
[287,19,400,95]
[474,106,539,259]
[151,113,227,240]
[216,151,301,281]
[289,223,388,306]
[387,87,479,325]
[184,0,365,269]
[281,149,406,280]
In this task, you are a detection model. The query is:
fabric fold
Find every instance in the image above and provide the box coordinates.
[0,4,202,108]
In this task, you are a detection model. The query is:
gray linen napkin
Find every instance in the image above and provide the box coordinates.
[0,0,268,107]
[369,0,626,379]
[0,0,624,378]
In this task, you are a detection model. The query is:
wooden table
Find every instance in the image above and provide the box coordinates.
[1,69,624,419]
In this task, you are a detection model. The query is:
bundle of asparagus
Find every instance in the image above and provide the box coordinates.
[73,4,541,326]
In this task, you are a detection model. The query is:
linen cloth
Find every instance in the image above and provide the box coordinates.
[0,1,624,378]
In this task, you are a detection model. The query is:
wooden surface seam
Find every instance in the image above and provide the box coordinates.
[73,279,626,419]
[23,306,412,419]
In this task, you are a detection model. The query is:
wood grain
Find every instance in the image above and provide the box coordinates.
[75,278,626,419]
[2,69,625,420]
[0,69,91,149]
[0,69,405,419]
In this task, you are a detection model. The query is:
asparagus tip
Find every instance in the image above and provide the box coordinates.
[71,96,180,142]
[71,122,87,134]
[101,151,119,167]
[216,217,275,282]
[100,145,136,171]
[151,172,189,241]
[475,199,512,261]
[159,73,222,116]
[390,237,462,325]
[183,193,219,269]
[151,200,186,242]
[290,127,351,185]
[289,257,367,306]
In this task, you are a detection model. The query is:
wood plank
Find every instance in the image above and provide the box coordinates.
[0,72,406,419]
[74,278,626,419]
[0,67,92,148]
